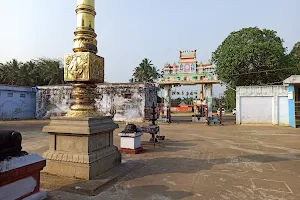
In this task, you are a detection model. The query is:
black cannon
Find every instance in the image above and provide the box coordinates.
[121,124,140,133]
[0,130,25,161]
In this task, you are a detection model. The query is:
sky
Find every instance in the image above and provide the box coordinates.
[0,0,299,97]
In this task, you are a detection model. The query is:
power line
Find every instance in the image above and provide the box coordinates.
[220,81,236,91]
[231,66,300,76]
[255,81,283,86]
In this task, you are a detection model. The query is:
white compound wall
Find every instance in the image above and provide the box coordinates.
[236,86,289,125]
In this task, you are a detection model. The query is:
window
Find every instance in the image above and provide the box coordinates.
[296,86,300,101]
[124,94,132,99]
[20,93,26,98]
[7,93,13,97]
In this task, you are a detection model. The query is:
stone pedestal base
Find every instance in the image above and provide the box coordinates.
[42,116,121,180]
[0,154,46,200]
[118,132,143,149]
[118,132,143,154]
[119,147,144,154]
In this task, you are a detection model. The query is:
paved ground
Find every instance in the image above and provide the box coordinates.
[171,115,236,123]
[1,119,300,200]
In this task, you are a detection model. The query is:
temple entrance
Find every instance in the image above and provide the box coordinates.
[157,50,220,124]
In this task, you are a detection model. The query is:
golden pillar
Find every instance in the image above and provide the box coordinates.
[42,1,121,179]
[64,0,104,117]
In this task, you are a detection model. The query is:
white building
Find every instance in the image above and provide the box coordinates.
[236,85,289,125]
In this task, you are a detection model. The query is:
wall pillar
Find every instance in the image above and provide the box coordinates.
[236,88,241,124]
[163,85,172,122]
[204,84,213,119]
[272,95,279,125]
[288,85,296,127]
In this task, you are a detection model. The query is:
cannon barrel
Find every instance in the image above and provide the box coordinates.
[0,130,23,161]
[121,124,140,133]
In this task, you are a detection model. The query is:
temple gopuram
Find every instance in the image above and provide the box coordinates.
[160,50,218,84]
[158,50,220,124]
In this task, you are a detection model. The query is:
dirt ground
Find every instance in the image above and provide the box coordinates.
[1,120,300,200]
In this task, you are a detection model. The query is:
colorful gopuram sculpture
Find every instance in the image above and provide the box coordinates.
[160,50,218,84]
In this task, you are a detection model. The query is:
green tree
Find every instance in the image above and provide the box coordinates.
[130,58,160,82]
[224,88,236,111]
[290,42,300,63]
[0,58,64,86]
[182,97,194,105]
[18,61,35,86]
[212,27,290,86]
[35,58,64,85]
[0,59,22,85]
[172,97,183,104]
[289,42,300,75]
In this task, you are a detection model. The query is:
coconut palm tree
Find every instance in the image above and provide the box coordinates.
[18,61,35,86]
[1,59,22,85]
[130,58,160,82]
[0,63,5,83]
[0,58,65,86]
[35,58,64,85]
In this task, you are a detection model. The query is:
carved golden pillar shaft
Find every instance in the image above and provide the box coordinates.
[67,83,98,117]
[64,0,104,117]
[73,0,97,54]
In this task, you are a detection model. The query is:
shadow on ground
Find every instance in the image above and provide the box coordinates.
[46,150,300,198]
[99,185,193,200]
[141,140,199,153]
[48,184,193,200]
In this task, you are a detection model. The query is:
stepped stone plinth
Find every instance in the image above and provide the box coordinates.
[42,116,121,179]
